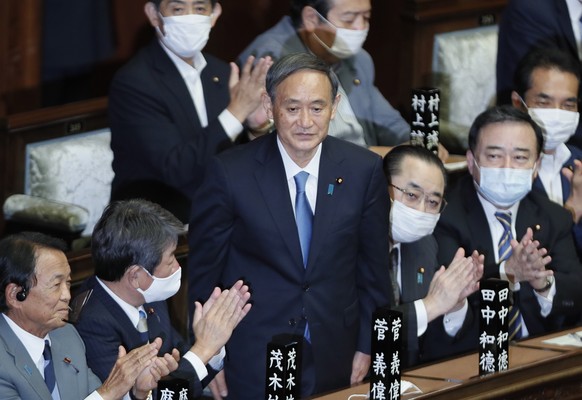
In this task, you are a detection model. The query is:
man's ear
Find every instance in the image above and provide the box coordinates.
[262,92,274,120]
[126,265,143,289]
[211,2,222,27]
[144,2,162,30]
[330,93,340,120]
[5,283,22,308]
[301,6,320,32]
[511,91,525,110]
[466,149,475,176]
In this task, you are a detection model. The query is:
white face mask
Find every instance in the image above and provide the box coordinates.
[473,160,534,208]
[390,199,440,244]
[157,14,212,58]
[137,266,182,303]
[528,108,579,151]
[312,11,368,59]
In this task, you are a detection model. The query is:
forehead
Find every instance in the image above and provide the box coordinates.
[528,67,579,95]
[34,248,70,282]
[392,156,444,192]
[159,0,212,7]
[275,70,332,102]
[329,0,371,12]
[476,121,538,152]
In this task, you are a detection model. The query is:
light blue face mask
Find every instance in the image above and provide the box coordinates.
[473,159,534,208]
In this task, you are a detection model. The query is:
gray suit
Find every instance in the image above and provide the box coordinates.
[237,16,410,147]
[0,316,101,400]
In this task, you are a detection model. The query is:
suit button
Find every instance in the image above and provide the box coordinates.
[289,318,296,327]
[302,283,310,292]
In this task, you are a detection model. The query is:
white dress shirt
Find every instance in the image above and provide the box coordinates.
[477,192,555,338]
[159,42,243,140]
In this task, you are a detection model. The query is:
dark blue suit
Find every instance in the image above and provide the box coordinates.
[435,174,582,353]
[109,40,233,222]
[496,0,582,146]
[75,277,214,398]
[188,133,392,398]
[395,237,476,367]
[532,145,582,252]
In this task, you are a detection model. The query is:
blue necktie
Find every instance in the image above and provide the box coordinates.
[294,171,313,267]
[294,171,313,343]
[137,310,149,343]
[43,340,56,396]
[495,211,523,340]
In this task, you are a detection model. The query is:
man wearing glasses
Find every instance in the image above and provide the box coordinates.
[383,145,484,367]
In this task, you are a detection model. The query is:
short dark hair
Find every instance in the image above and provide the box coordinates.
[290,0,332,29]
[149,0,217,9]
[514,47,581,99]
[383,145,448,190]
[266,52,339,102]
[468,105,544,156]
[91,199,184,282]
[0,232,66,313]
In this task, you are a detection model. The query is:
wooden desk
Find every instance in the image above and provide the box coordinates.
[312,328,582,399]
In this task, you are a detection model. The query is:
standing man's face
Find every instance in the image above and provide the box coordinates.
[263,70,339,167]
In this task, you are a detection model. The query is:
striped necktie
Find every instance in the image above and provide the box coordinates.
[389,247,400,306]
[495,211,523,340]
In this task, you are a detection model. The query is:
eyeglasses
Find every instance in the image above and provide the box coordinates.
[390,184,447,214]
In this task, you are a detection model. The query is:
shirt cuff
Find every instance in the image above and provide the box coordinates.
[443,299,468,336]
[219,110,244,141]
[413,299,428,337]
[534,280,555,317]
[208,346,226,371]
[85,391,104,400]
[183,351,209,381]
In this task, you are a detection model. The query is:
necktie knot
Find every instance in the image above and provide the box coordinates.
[495,211,512,229]
[294,171,309,193]
[137,310,149,342]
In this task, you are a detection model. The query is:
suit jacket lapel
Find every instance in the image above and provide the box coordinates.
[0,317,49,399]
[255,134,305,269]
[92,284,144,349]
[201,56,227,119]
[463,179,496,258]
[556,0,579,59]
[308,139,345,273]
[150,40,202,130]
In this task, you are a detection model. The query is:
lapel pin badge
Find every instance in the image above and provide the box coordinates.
[336,177,343,184]
[328,184,334,195]
[417,267,425,285]
[212,76,220,83]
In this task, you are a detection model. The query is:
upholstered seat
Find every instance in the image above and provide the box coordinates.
[432,25,498,151]
[3,128,113,246]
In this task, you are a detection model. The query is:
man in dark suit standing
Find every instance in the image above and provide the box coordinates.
[75,199,251,399]
[383,145,483,367]
[496,0,582,146]
[188,53,392,399]
[435,106,582,346]
[0,232,171,400]
[109,0,272,222]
